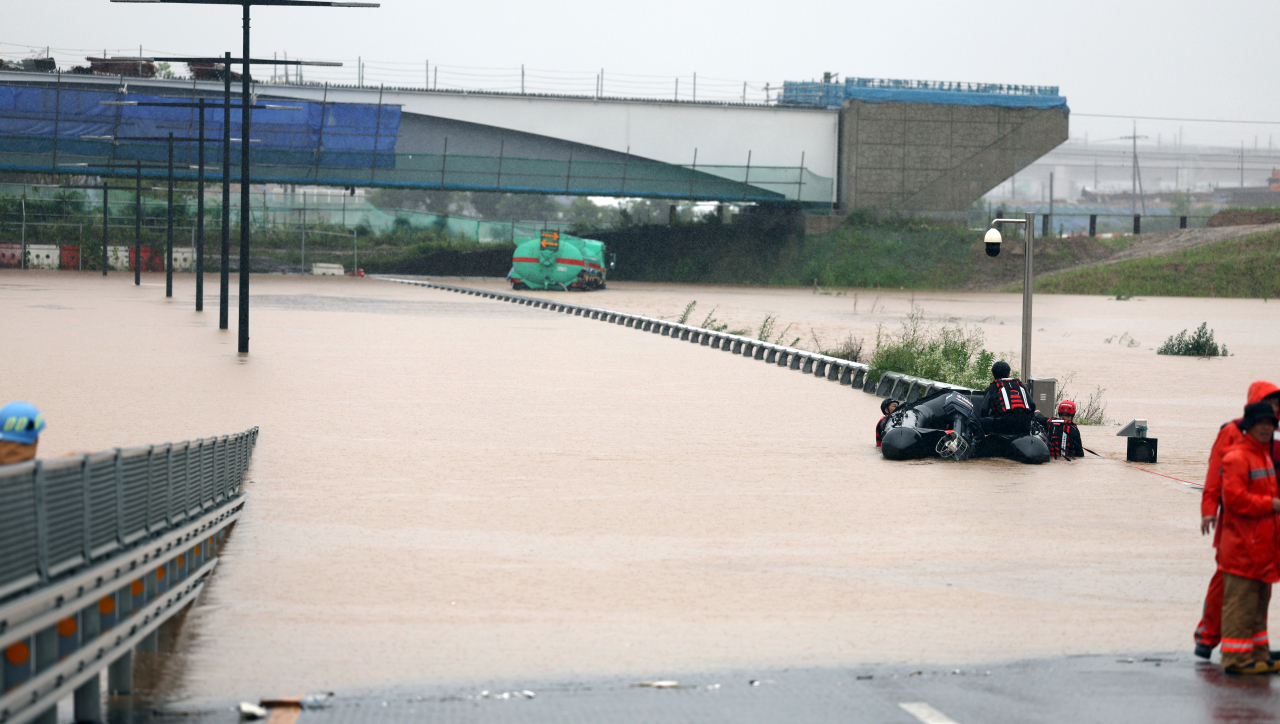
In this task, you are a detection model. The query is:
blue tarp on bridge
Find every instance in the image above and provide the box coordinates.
[0,84,400,167]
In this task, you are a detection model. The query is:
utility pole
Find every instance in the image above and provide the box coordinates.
[1120,122,1148,216]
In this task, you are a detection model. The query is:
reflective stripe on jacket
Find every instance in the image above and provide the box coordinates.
[1216,435,1280,583]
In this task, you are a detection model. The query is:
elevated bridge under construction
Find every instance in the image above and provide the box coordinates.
[0,70,1068,214]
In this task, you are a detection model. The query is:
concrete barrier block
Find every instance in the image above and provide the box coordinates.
[904,380,924,403]
[875,372,898,396]
[679,328,690,341]
[802,356,814,374]
[813,359,828,377]
[862,372,877,393]
[765,346,778,363]
[700,331,711,346]
[776,349,790,366]
[26,244,59,269]
[890,376,911,399]
[839,365,852,385]
[711,334,722,349]
[790,353,803,370]
[754,344,766,360]
[827,361,842,381]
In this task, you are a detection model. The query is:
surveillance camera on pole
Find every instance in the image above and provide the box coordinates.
[983,227,1002,257]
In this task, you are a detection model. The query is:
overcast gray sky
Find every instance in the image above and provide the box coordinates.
[5,0,1278,149]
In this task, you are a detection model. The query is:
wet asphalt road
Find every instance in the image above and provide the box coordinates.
[124,652,1279,724]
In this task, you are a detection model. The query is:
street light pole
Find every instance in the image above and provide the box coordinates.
[167,132,174,298]
[240,1,252,354]
[222,52,232,329]
[110,0,376,354]
[1020,211,1033,381]
[135,160,142,285]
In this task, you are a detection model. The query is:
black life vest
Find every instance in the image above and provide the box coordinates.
[992,378,1029,414]
[1048,418,1081,459]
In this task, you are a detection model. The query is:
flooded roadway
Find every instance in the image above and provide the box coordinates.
[2,271,1277,709]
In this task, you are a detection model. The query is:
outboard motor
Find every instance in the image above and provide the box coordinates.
[937,393,981,461]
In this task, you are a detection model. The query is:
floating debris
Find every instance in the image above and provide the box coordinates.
[633,681,679,688]
[237,702,267,720]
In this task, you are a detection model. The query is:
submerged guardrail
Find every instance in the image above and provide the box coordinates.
[0,426,258,724]
[376,278,973,402]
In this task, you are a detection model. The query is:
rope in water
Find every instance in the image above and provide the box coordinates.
[1127,463,1203,489]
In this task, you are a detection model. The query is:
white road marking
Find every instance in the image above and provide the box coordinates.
[900,702,961,724]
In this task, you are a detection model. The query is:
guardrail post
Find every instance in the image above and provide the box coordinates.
[790,353,802,370]
[827,362,841,381]
[776,349,790,367]
[1088,215,1096,237]
[107,650,133,695]
[851,367,865,388]
[1133,215,1141,235]
[34,627,57,703]
[731,339,744,354]
[813,358,827,377]
[765,346,778,363]
[839,366,852,384]
[802,356,814,374]
[700,331,711,346]
[1180,216,1187,229]
[74,672,102,723]
[34,461,49,582]
[741,341,755,357]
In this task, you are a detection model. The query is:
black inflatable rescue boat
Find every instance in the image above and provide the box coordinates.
[880,390,1050,464]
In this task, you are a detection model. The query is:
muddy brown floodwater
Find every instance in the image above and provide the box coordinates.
[2,271,1277,707]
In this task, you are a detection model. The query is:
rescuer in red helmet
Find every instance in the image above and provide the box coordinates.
[1195,381,1280,660]
[978,360,1032,436]
[1046,400,1084,460]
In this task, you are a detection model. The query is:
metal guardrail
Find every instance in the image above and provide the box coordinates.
[0,426,258,724]
[376,278,971,402]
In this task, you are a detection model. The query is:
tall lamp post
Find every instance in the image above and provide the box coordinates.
[984,212,1035,380]
[108,56,337,325]
[111,0,377,354]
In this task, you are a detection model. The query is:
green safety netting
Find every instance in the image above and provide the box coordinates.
[0,136,834,205]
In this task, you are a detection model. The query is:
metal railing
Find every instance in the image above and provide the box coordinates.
[0,426,258,724]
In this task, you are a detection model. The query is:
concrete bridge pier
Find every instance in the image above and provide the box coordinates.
[74,673,102,723]
[108,650,133,695]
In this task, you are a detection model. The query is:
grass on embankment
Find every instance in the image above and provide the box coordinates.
[597,211,1111,289]
[1027,229,1280,298]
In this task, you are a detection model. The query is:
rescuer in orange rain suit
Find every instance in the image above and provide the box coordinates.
[1195,381,1280,660]
[1216,402,1280,674]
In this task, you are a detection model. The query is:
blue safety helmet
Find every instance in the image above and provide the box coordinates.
[0,402,46,444]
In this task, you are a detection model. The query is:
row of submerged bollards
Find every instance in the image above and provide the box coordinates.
[378,278,974,402]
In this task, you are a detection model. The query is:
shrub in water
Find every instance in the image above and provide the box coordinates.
[869,307,1008,389]
[1157,322,1228,356]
